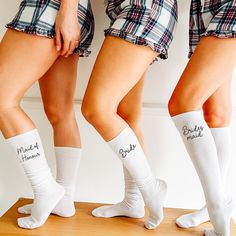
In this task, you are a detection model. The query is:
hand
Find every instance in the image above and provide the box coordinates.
[55,4,80,57]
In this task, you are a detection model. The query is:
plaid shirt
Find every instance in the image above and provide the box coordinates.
[189,0,236,57]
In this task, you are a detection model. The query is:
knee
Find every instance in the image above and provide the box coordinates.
[0,91,19,120]
[81,99,113,129]
[0,102,15,120]
[168,95,186,117]
[81,101,94,124]
[0,72,24,122]
[117,108,141,132]
[203,106,231,127]
[168,93,202,117]
[44,102,75,126]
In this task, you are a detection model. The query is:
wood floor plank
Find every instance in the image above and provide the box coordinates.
[0,199,235,236]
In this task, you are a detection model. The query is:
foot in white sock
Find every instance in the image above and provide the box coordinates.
[92,166,145,218]
[52,196,76,217]
[108,126,166,229]
[208,198,234,236]
[172,111,233,236]
[176,127,232,229]
[176,207,209,228]
[52,146,81,217]
[204,229,218,236]
[7,129,65,229]
[204,199,234,236]
[18,193,75,218]
[18,147,82,218]
[18,181,64,229]
[92,201,145,218]
[143,179,167,229]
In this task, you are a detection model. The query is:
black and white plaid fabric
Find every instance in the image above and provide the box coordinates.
[6,0,94,57]
[189,0,236,57]
[105,0,178,60]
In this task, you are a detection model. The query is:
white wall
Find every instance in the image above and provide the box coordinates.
[0,0,236,222]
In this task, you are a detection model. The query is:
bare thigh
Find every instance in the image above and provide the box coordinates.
[0,29,59,137]
[39,54,81,147]
[169,36,236,116]
[82,36,157,140]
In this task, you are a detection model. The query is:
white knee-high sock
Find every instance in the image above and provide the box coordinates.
[176,127,232,228]
[108,126,167,229]
[7,129,64,229]
[211,127,232,184]
[52,147,81,216]
[92,166,145,218]
[172,111,234,236]
[18,147,82,217]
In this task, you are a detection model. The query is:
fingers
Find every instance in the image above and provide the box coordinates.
[65,40,78,57]
[60,37,79,57]
[64,42,73,58]
[56,30,62,52]
[60,36,70,56]
[55,27,80,57]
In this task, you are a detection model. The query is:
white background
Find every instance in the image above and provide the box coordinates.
[0,0,236,222]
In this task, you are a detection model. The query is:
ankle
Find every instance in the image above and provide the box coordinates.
[122,199,144,209]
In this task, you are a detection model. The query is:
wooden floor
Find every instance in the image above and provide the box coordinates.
[0,199,235,236]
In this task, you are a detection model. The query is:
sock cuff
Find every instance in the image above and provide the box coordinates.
[210,127,231,132]
[55,146,82,158]
[171,111,207,132]
[6,129,38,144]
[108,126,132,144]
[107,126,142,158]
[171,110,202,122]
[55,146,81,188]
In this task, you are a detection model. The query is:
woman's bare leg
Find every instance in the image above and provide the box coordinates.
[168,37,235,116]
[0,30,59,137]
[168,36,236,235]
[0,29,66,229]
[39,54,81,147]
[92,76,146,219]
[82,36,156,140]
[18,54,82,217]
[117,76,145,147]
[203,80,232,185]
[175,79,233,229]
[82,36,167,229]
[203,79,232,128]
[40,54,82,217]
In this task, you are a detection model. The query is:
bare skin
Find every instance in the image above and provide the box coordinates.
[0,33,145,147]
[0,0,80,139]
[203,78,232,128]
[39,55,81,147]
[117,76,145,147]
[82,36,157,141]
[40,56,145,149]
[168,36,235,117]
[55,0,80,57]
[0,30,59,138]
[39,52,145,148]
[0,31,145,154]
[0,32,145,149]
